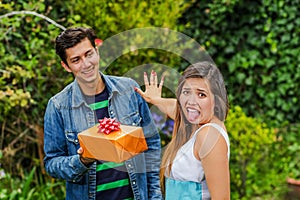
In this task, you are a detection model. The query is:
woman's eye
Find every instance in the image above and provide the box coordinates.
[199,93,206,97]
[182,91,189,95]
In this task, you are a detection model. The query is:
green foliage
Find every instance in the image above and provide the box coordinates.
[180,0,300,125]
[0,65,35,118]
[69,0,194,76]
[276,123,300,180]
[226,106,287,199]
[0,167,66,199]
[70,0,192,37]
[0,0,68,177]
[1,0,299,199]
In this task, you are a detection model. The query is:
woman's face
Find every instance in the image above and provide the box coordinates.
[179,77,215,125]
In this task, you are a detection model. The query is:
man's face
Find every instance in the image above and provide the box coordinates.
[62,37,100,85]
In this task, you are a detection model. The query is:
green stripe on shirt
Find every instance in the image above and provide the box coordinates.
[96,162,125,172]
[89,100,108,110]
[96,179,130,192]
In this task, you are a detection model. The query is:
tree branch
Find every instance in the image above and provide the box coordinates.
[0,10,66,30]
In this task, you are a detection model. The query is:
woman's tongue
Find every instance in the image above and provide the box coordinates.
[187,108,200,122]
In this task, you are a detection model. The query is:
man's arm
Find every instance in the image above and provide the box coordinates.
[43,99,90,182]
[144,133,163,199]
[136,83,163,199]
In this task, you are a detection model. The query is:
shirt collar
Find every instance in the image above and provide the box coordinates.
[71,72,120,107]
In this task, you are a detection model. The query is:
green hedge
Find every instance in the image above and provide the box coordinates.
[0,0,66,176]
[0,167,65,200]
[226,106,287,199]
[179,0,300,125]
[1,1,299,199]
[69,0,194,77]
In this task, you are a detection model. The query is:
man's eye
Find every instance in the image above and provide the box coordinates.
[87,51,94,57]
[71,59,79,63]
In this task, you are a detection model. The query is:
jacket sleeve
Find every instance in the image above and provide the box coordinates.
[135,84,163,199]
[144,133,163,199]
[43,99,90,183]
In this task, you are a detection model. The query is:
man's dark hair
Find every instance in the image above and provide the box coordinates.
[55,27,97,65]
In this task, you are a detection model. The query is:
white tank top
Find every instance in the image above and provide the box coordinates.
[169,123,230,183]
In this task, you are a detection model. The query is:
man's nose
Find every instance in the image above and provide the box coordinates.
[82,57,90,68]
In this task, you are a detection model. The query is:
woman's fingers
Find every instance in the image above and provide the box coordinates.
[149,70,162,87]
[144,72,150,86]
[134,87,144,97]
[154,71,158,86]
[136,70,166,104]
[159,72,165,90]
[144,70,160,87]
[141,70,166,91]
[150,70,155,85]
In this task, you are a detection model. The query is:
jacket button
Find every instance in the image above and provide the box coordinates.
[132,181,136,185]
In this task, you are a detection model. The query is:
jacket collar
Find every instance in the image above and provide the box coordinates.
[70,72,120,108]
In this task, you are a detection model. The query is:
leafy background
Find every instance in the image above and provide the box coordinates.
[0,0,299,199]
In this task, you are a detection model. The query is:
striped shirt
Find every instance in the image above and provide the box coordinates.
[85,87,133,200]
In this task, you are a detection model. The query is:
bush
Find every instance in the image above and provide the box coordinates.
[277,123,300,180]
[1,0,298,199]
[180,0,300,125]
[226,106,287,199]
[0,0,68,177]
[69,0,194,76]
[0,167,65,200]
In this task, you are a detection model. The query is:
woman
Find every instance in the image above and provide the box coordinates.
[135,61,230,199]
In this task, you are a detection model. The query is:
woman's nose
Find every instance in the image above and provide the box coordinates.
[187,100,197,105]
[187,93,198,104]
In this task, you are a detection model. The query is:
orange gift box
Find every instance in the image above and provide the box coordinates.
[78,124,148,163]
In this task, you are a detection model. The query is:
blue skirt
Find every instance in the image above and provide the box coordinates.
[165,178,211,200]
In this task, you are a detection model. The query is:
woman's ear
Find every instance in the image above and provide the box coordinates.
[61,61,72,72]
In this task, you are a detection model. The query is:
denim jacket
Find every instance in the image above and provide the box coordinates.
[44,73,163,200]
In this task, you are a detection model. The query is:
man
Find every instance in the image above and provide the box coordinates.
[43,27,162,200]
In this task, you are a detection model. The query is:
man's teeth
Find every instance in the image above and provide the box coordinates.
[83,68,93,74]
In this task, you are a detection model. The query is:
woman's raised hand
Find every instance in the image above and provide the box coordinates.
[135,70,165,104]
[135,70,176,119]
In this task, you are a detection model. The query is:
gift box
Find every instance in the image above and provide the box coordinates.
[78,121,148,163]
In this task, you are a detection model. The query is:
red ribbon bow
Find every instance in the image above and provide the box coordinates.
[98,117,120,134]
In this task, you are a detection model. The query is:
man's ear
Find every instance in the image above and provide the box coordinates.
[61,61,72,72]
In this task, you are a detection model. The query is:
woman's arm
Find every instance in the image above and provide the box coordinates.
[135,71,176,120]
[194,126,230,199]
